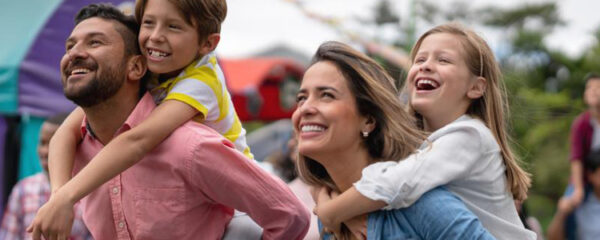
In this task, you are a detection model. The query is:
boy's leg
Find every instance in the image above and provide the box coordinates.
[222,210,262,240]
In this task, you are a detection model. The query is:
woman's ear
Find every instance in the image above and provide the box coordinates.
[127,55,147,82]
[199,33,221,56]
[362,116,376,135]
[467,76,486,99]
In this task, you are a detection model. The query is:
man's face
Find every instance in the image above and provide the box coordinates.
[60,17,129,107]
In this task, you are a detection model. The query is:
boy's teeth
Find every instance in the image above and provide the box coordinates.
[301,125,325,132]
[149,49,168,57]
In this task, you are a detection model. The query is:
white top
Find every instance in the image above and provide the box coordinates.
[590,117,600,151]
[355,115,536,240]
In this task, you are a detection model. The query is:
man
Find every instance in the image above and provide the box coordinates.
[29,4,309,240]
[0,114,92,240]
[548,149,600,240]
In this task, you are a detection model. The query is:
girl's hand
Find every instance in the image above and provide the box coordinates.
[312,187,343,235]
[345,214,367,240]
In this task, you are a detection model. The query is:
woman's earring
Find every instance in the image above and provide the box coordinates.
[362,131,369,138]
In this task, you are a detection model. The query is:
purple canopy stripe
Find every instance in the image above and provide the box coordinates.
[18,0,135,117]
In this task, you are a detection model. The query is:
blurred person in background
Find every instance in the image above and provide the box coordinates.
[548,148,600,240]
[0,113,92,240]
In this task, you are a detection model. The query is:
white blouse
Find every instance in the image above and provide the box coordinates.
[355,115,536,240]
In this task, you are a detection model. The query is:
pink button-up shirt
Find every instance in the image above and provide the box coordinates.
[74,93,309,240]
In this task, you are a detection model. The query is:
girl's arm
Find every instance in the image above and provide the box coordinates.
[317,125,484,229]
[29,100,198,239]
[48,108,84,193]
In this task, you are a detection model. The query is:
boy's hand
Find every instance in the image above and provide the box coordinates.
[569,188,584,207]
[557,197,577,215]
[27,190,75,240]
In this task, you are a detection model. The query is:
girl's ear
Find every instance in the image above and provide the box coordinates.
[199,33,221,56]
[127,55,147,82]
[467,76,486,99]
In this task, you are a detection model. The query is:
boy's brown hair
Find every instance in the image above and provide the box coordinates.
[135,0,227,42]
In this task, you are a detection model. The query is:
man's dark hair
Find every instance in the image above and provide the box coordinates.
[75,3,140,57]
[585,149,600,173]
[584,72,600,83]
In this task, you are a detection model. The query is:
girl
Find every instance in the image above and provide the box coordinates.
[314,23,536,239]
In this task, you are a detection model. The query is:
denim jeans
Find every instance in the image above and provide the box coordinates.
[321,187,495,240]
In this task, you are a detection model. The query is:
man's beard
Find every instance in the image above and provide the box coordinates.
[64,59,127,107]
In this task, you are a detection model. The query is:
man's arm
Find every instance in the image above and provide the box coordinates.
[547,197,576,240]
[191,135,310,240]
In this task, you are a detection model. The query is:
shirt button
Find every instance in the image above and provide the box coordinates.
[118,221,125,228]
[113,187,119,194]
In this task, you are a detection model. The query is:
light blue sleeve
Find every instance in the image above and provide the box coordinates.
[401,187,495,240]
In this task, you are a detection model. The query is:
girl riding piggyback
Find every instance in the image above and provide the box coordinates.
[315,23,536,240]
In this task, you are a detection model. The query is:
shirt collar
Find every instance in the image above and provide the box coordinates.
[80,92,157,139]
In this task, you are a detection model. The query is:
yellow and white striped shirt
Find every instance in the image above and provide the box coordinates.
[151,52,253,159]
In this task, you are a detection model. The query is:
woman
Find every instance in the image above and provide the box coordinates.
[294,41,495,240]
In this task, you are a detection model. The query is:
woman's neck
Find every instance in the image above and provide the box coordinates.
[315,146,373,192]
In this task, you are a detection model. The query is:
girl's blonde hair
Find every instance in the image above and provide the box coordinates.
[296,41,426,239]
[407,23,531,201]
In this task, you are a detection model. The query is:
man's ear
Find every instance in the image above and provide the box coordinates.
[467,76,486,99]
[127,55,147,82]
[199,33,221,56]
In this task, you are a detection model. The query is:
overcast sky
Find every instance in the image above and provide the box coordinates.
[218,0,600,59]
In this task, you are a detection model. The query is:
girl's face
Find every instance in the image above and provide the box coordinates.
[406,33,478,127]
[138,0,200,77]
[292,61,368,161]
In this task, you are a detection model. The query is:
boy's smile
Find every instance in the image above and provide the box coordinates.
[138,0,201,77]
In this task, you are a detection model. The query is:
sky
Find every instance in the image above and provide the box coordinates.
[218,0,600,59]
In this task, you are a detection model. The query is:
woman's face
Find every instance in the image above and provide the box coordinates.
[292,61,367,160]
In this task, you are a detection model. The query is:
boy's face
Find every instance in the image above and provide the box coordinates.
[584,79,600,108]
[589,167,600,190]
[37,122,59,173]
[139,0,201,78]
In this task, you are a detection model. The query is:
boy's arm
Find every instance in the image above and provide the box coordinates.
[569,161,585,206]
[58,99,197,203]
[48,107,84,193]
[29,100,198,240]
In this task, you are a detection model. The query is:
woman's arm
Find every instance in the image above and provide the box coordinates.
[48,107,84,193]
